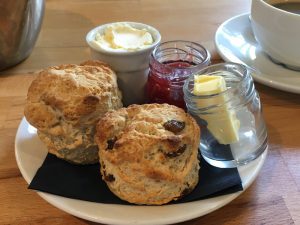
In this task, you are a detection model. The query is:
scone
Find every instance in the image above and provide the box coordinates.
[24,60,122,164]
[95,104,200,205]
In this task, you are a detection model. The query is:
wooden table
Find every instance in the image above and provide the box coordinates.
[1,0,299,224]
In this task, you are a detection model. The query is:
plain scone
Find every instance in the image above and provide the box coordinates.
[95,104,200,205]
[24,60,122,164]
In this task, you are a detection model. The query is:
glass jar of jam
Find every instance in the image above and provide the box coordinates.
[146,40,211,109]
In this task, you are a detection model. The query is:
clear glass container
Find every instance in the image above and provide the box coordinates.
[183,63,268,168]
[146,40,211,109]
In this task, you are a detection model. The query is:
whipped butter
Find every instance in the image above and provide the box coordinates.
[92,23,154,51]
[193,74,240,144]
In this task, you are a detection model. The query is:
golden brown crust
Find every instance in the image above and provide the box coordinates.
[25,61,122,128]
[95,104,200,205]
[24,60,123,164]
[80,59,111,69]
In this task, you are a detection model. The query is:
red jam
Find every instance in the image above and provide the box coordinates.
[146,60,196,109]
[145,41,210,109]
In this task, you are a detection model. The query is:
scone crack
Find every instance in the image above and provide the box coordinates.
[164,144,187,158]
[82,95,100,105]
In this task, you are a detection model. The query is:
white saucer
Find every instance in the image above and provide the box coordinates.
[215,13,300,94]
[15,117,267,225]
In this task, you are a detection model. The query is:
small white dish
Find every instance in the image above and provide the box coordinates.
[15,118,267,225]
[86,22,161,72]
[86,22,161,105]
[215,13,300,94]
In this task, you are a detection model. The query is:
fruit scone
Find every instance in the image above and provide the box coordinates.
[24,60,122,164]
[95,103,200,205]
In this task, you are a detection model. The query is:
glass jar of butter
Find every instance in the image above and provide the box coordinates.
[183,63,268,168]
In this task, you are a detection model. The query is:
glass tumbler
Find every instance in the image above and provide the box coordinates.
[183,63,268,168]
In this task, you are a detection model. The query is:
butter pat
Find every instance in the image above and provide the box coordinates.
[92,23,153,51]
[193,75,240,144]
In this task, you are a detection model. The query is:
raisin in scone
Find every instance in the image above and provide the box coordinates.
[24,60,122,164]
[95,104,200,205]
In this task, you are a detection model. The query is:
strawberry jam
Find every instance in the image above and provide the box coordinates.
[146,41,211,109]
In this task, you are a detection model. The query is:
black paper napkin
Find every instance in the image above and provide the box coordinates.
[28,153,243,205]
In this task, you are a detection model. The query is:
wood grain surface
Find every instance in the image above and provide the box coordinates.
[0,0,299,224]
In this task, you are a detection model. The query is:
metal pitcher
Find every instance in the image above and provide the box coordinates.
[0,0,45,71]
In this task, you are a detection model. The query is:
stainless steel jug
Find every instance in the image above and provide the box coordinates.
[0,0,45,71]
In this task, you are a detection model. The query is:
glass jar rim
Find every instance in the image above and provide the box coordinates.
[151,40,211,70]
[183,62,251,99]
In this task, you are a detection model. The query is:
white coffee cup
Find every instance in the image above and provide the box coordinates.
[251,0,300,70]
[86,22,161,106]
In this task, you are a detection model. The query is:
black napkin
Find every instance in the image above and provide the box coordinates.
[28,153,243,205]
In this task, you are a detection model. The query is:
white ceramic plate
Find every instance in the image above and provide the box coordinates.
[15,118,267,225]
[215,13,300,94]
